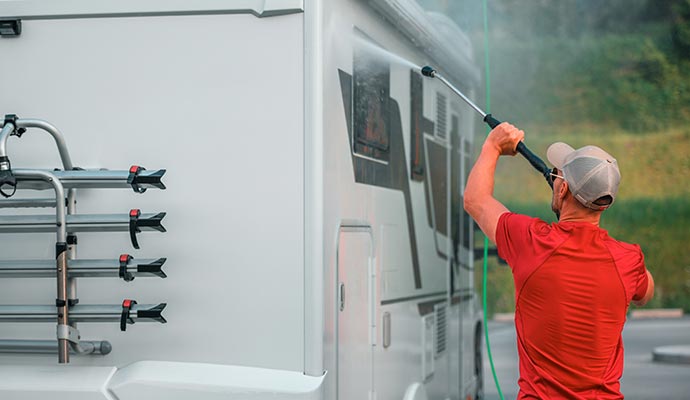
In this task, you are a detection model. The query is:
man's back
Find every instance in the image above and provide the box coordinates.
[496,213,649,399]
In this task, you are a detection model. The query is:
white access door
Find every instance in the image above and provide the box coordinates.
[337,227,375,400]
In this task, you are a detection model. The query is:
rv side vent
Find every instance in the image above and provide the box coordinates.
[435,302,447,357]
[436,92,447,139]
[0,19,21,37]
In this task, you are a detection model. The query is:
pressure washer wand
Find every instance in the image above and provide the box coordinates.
[421,66,553,188]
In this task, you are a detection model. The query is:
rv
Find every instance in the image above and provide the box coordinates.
[0,0,484,399]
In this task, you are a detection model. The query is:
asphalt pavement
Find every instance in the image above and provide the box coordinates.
[482,316,690,400]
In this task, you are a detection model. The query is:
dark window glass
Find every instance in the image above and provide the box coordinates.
[451,115,461,258]
[410,71,424,180]
[427,139,448,235]
[462,138,473,250]
[353,47,390,161]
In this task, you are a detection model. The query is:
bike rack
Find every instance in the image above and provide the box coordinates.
[0,256,167,280]
[0,115,168,363]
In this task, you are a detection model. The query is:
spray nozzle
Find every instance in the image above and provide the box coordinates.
[421,66,436,78]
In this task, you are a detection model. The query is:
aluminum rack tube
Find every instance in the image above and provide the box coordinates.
[0,303,167,323]
[0,258,168,279]
[13,171,66,241]
[12,169,70,363]
[0,119,79,306]
[9,119,80,311]
[11,120,80,310]
[0,198,57,208]
[0,122,14,170]
[0,212,167,234]
[0,339,111,355]
[0,119,74,170]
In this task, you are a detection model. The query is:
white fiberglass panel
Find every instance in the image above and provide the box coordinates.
[109,361,324,400]
[0,362,325,400]
[0,365,116,399]
[0,0,303,18]
[0,12,304,371]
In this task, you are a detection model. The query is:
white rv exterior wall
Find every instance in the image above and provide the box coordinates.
[0,12,305,372]
[0,1,482,398]
[320,1,479,399]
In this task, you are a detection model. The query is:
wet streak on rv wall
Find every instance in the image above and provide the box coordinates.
[339,62,475,296]
[338,66,423,289]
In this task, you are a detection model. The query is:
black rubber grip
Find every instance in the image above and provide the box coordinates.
[483,114,502,129]
[516,142,553,188]
[483,114,552,188]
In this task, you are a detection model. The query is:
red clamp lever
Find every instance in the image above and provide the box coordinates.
[120,299,137,331]
[119,254,134,282]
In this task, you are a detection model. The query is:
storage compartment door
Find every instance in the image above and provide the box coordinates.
[337,227,375,400]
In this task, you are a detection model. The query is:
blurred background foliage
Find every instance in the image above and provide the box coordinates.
[418,0,690,314]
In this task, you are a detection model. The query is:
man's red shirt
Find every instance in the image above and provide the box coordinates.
[496,212,649,399]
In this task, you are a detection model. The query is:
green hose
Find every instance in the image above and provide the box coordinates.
[482,0,505,399]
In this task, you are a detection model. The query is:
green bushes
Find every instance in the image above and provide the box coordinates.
[488,29,690,132]
[672,0,690,57]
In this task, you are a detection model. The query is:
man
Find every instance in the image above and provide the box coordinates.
[464,122,654,399]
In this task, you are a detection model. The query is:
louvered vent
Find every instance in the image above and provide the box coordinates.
[436,92,447,139]
[435,303,447,357]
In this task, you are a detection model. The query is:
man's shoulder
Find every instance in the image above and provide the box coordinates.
[600,232,645,269]
[601,232,642,254]
[501,212,550,228]
[498,213,561,252]
[501,212,554,235]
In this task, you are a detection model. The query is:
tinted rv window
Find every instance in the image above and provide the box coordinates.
[451,115,473,266]
[462,138,473,250]
[410,71,425,180]
[451,114,462,256]
[353,46,390,162]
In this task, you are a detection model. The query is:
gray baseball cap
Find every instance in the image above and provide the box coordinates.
[546,142,621,211]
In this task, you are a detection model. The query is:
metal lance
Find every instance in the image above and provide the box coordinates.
[420,66,553,188]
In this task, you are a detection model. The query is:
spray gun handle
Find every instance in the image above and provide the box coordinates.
[482,114,553,188]
[515,142,553,188]
[483,114,502,129]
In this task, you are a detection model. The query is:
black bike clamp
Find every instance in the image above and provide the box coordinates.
[119,254,135,282]
[4,114,26,137]
[127,165,147,194]
[129,209,142,249]
[0,115,26,198]
[120,299,137,331]
[0,156,16,198]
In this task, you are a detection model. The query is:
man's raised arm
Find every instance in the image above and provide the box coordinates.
[463,123,525,244]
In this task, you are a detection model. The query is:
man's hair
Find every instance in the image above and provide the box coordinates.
[593,195,613,207]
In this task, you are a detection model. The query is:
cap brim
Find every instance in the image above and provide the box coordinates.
[546,142,575,169]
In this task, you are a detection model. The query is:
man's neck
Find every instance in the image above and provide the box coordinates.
[558,199,602,226]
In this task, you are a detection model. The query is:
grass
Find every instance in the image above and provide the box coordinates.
[493,123,690,202]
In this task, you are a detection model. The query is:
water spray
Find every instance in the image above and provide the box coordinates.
[421,66,553,188]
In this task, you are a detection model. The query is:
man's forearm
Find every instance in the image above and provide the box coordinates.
[463,143,508,243]
[632,269,655,306]
[465,143,500,211]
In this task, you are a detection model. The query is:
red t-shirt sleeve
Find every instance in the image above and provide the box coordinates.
[605,239,649,303]
[631,250,649,301]
[495,212,538,269]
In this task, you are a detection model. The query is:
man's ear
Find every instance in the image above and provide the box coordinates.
[559,180,569,200]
